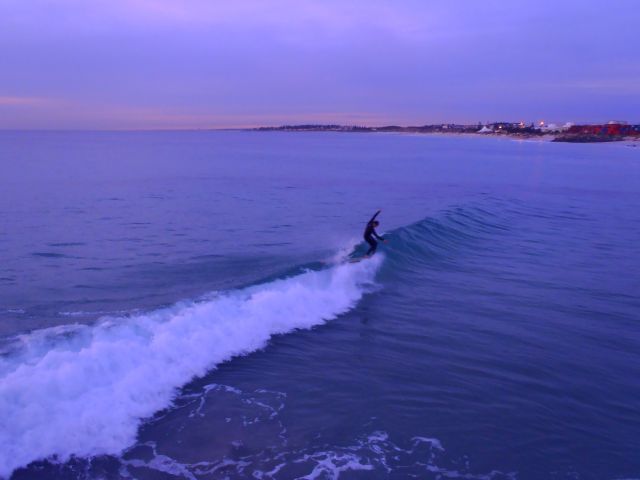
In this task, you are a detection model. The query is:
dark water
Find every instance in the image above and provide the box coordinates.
[1,131,639,480]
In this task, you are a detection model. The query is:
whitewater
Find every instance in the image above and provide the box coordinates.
[0,256,381,478]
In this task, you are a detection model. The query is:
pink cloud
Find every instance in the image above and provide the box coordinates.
[2,0,444,42]
[0,96,55,106]
[0,95,394,129]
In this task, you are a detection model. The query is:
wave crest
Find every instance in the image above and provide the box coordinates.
[0,256,381,478]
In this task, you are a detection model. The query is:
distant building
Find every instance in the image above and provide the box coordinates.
[540,123,562,133]
[565,123,638,137]
[489,122,520,131]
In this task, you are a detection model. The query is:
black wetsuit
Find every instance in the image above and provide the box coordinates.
[364,210,384,256]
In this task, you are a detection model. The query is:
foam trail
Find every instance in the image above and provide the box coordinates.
[0,256,382,478]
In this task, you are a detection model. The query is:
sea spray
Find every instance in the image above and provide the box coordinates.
[0,256,382,478]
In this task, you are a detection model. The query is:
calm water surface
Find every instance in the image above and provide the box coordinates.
[0,131,638,480]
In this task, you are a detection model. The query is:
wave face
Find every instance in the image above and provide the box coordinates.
[0,256,382,478]
[380,203,510,273]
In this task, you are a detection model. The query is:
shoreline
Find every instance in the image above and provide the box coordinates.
[250,123,640,146]
[248,127,640,145]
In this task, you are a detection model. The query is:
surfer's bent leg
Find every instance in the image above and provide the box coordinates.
[365,236,377,256]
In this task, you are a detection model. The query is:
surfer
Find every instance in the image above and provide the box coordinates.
[364,210,387,257]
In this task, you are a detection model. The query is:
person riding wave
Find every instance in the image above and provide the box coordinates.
[364,210,388,257]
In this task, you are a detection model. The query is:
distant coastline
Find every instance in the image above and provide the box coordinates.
[251,122,640,144]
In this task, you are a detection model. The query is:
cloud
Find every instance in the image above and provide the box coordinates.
[1,0,453,43]
[562,79,640,95]
[0,1,638,128]
[0,96,56,106]
[0,94,392,130]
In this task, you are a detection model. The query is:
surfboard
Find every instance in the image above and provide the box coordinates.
[348,256,368,263]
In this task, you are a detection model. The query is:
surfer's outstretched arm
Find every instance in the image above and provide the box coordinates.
[368,210,381,224]
[373,230,385,241]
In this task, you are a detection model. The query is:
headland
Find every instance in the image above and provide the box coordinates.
[253,122,640,143]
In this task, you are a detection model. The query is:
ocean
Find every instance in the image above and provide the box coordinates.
[0,131,638,480]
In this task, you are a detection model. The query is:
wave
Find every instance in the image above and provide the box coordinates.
[0,255,382,478]
[377,203,510,271]
[0,202,515,477]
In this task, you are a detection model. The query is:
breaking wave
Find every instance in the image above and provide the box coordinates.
[0,203,516,478]
[0,256,382,478]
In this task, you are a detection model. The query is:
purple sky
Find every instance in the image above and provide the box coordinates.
[1,0,638,129]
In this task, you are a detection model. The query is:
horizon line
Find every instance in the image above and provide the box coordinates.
[1,119,638,133]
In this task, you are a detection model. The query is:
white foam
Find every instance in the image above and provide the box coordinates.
[59,309,137,317]
[297,452,374,479]
[0,257,381,478]
[116,426,513,480]
[413,436,444,451]
[123,443,198,480]
[325,237,362,264]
